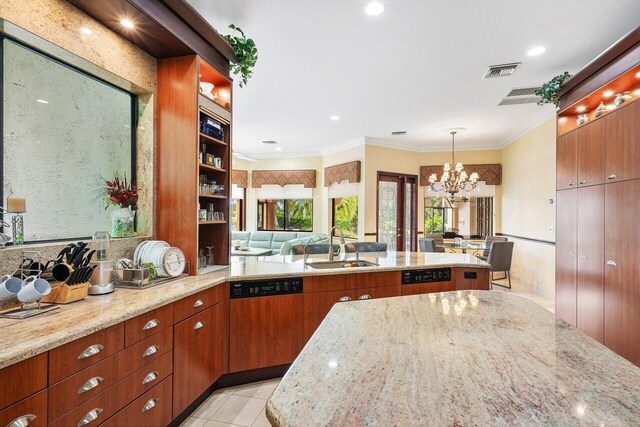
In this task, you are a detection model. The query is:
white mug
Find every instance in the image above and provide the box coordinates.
[0,275,23,301]
[17,276,51,303]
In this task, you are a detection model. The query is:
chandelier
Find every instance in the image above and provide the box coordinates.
[428,131,479,199]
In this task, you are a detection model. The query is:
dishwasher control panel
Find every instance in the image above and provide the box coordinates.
[402,268,451,285]
[230,277,303,299]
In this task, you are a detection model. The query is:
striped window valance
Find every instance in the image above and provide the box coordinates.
[420,164,502,186]
[324,160,361,187]
[232,170,248,188]
[251,169,317,188]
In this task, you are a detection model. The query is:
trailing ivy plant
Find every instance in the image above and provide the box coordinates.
[535,72,571,107]
[223,24,257,88]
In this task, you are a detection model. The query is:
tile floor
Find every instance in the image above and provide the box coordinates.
[181,281,555,427]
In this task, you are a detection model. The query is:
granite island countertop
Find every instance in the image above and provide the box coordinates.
[0,252,487,369]
[267,291,640,426]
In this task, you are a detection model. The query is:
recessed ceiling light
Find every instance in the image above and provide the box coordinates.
[330,115,340,121]
[527,46,546,56]
[120,18,135,29]
[274,147,282,152]
[36,99,49,104]
[634,89,640,96]
[80,27,92,35]
[365,1,384,16]
[636,72,640,78]
[603,90,614,98]
[576,105,586,112]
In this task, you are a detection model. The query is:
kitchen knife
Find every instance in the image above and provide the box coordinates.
[67,269,77,285]
[82,266,95,284]
[81,250,96,267]
[72,248,89,268]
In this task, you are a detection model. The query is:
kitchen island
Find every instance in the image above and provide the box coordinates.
[267,291,640,426]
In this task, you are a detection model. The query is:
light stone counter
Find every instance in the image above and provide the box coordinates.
[0,252,487,370]
[267,291,640,426]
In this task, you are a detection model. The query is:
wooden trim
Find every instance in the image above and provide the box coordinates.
[496,233,555,246]
[376,171,418,251]
[364,232,377,237]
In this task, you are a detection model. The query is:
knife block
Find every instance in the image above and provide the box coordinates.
[41,281,89,304]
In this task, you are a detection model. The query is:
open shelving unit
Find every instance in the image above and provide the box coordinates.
[157,55,232,274]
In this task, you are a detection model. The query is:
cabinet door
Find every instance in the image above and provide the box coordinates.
[102,376,173,427]
[0,390,47,427]
[604,180,640,366]
[173,305,219,416]
[230,294,303,373]
[555,189,578,327]
[557,132,578,190]
[605,101,640,182]
[576,185,604,342]
[303,290,358,343]
[577,119,605,187]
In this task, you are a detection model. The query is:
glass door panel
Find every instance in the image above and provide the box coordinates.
[377,173,417,251]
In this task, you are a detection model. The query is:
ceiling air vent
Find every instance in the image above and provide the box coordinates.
[391,131,407,135]
[497,86,542,106]
[262,140,277,144]
[484,63,521,78]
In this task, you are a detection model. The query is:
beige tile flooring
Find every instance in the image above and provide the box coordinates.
[181,281,555,427]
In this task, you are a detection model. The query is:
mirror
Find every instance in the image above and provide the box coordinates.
[1,37,135,242]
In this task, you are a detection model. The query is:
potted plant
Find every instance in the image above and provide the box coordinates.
[535,72,572,107]
[100,173,138,238]
[223,24,258,87]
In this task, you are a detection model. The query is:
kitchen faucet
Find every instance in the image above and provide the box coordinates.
[328,226,346,261]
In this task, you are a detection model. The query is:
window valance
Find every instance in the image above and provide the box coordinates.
[324,160,361,187]
[252,169,317,188]
[232,169,248,188]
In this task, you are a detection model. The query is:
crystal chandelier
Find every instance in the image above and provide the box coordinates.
[428,131,479,199]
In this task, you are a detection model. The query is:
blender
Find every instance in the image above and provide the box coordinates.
[88,231,115,295]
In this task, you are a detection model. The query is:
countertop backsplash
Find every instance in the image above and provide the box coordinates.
[0,236,147,311]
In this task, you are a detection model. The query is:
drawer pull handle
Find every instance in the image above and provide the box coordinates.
[77,408,103,427]
[607,260,617,266]
[143,345,159,358]
[78,344,104,360]
[358,294,372,300]
[142,371,159,385]
[194,321,205,330]
[338,296,351,302]
[607,174,618,180]
[142,398,159,413]
[579,180,587,184]
[568,182,576,186]
[579,254,587,260]
[193,299,204,308]
[77,376,104,394]
[143,319,159,330]
[569,251,576,257]
[7,414,36,427]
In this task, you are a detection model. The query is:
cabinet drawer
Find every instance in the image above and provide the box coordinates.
[401,281,452,296]
[125,304,174,347]
[0,390,47,427]
[102,376,173,427]
[49,352,173,427]
[304,271,401,293]
[0,353,47,410]
[48,327,173,420]
[173,287,216,323]
[49,323,124,384]
[355,285,400,300]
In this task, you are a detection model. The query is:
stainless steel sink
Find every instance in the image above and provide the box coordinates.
[305,260,378,269]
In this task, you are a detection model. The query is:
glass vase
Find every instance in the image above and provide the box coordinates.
[111,207,136,238]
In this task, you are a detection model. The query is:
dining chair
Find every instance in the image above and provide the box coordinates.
[419,238,438,253]
[486,241,514,289]
[425,234,446,253]
[476,236,508,261]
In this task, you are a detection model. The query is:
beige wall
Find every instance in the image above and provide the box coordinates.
[500,118,556,298]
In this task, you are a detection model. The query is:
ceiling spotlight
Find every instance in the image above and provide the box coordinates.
[636,72,640,78]
[80,27,92,35]
[576,105,586,113]
[330,115,340,121]
[603,90,614,98]
[527,46,546,56]
[120,18,135,29]
[365,1,384,16]
[634,89,640,96]
[36,99,49,104]
[275,147,283,152]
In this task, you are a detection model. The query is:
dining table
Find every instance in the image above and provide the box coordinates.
[438,241,489,254]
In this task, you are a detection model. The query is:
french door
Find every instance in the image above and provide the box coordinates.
[377,172,417,251]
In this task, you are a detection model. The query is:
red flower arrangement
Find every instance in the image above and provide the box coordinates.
[102,173,138,209]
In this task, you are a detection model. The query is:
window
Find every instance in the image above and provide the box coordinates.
[424,198,454,234]
[230,193,245,231]
[476,197,494,237]
[257,199,313,231]
[332,196,358,239]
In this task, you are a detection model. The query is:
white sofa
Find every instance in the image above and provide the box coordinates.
[231,231,328,255]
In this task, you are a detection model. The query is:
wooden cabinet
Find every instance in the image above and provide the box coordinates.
[555,189,578,327]
[302,290,358,343]
[577,119,605,187]
[174,287,217,323]
[124,304,174,347]
[357,285,401,300]
[173,304,221,416]
[0,353,47,411]
[0,390,47,427]
[604,181,640,365]
[605,101,640,182]
[401,281,452,296]
[576,186,605,342]
[230,294,303,373]
[454,268,490,290]
[103,377,173,427]
[557,131,578,190]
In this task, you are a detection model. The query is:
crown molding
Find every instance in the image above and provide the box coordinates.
[498,108,557,148]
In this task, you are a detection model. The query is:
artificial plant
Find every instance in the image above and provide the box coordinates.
[223,24,258,87]
[535,72,572,107]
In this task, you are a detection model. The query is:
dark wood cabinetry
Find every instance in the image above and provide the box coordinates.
[605,101,640,182]
[604,180,640,365]
[0,353,47,411]
[0,390,47,427]
[577,119,605,187]
[555,189,578,327]
[557,132,578,190]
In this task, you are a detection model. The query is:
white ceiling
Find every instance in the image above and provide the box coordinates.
[187,0,640,158]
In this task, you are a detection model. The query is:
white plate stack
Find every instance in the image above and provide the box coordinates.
[134,240,186,278]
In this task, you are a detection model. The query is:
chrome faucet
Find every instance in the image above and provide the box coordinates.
[329,226,346,261]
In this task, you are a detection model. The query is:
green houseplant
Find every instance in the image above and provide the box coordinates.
[223,24,258,87]
[535,72,572,107]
